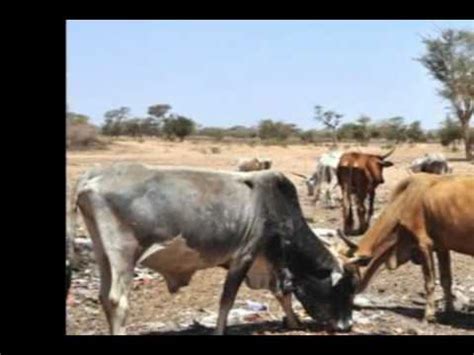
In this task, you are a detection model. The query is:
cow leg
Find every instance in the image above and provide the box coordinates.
[436,249,455,313]
[356,193,367,235]
[341,187,354,234]
[368,190,375,225]
[273,292,301,329]
[80,194,137,335]
[419,246,437,322]
[215,255,255,335]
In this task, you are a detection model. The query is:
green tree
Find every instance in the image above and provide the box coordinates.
[354,115,372,143]
[406,120,426,142]
[337,123,358,140]
[419,29,474,159]
[147,104,171,119]
[102,107,130,136]
[314,105,343,145]
[161,115,196,141]
[258,120,298,141]
[172,115,195,141]
[384,116,407,142]
[67,112,90,125]
[439,116,463,148]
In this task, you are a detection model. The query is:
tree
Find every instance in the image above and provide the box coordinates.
[147,104,171,119]
[67,112,90,125]
[406,120,426,142]
[384,116,407,142]
[314,105,343,145]
[354,115,371,143]
[419,29,474,159]
[338,123,359,141]
[141,117,160,136]
[172,115,195,141]
[102,107,130,136]
[438,116,463,148]
[258,119,298,141]
[161,115,195,141]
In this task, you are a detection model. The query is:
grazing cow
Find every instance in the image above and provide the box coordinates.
[333,174,474,322]
[237,157,272,172]
[70,163,363,335]
[293,151,342,208]
[408,153,452,175]
[337,148,395,235]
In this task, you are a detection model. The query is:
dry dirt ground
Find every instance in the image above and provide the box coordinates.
[66,138,474,335]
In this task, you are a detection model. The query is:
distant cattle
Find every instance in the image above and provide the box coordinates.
[293,151,342,208]
[408,153,452,175]
[70,163,363,335]
[334,174,474,322]
[237,157,272,172]
[337,148,395,235]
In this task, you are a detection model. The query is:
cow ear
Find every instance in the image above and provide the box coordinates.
[381,160,394,168]
[242,179,254,189]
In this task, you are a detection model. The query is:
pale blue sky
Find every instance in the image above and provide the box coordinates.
[66,20,473,130]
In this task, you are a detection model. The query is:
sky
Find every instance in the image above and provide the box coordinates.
[66,20,473,130]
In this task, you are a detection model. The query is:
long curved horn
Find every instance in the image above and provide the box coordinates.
[336,229,359,250]
[380,146,396,160]
[291,172,309,180]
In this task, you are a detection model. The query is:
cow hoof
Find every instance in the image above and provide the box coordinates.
[283,316,302,330]
[423,314,436,323]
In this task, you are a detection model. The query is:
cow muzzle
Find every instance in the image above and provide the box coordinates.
[330,317,353,332]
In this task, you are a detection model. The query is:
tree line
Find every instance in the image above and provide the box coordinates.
[67,29,473,158]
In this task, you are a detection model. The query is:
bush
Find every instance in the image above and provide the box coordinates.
[258,119,299,141]
[67,123,100,149]
[210,146,221,154]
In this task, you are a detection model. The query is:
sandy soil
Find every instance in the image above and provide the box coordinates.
[66,138,474,335]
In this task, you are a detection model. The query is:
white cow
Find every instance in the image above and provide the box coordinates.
[294,151,342,208]
[408,153,452,175]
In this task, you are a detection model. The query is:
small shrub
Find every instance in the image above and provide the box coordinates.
[67,123,100,149]
[381,143,395,150]
[210,146,221,154]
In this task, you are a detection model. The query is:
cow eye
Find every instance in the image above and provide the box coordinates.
[312,268,331,280]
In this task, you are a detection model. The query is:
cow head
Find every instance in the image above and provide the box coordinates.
[369,147,395,185]
[291,172,318,196]
[283,232,367,332]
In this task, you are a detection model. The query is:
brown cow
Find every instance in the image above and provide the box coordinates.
[237,157,272,172]
[336,148,395,235]
[334,173,474,322]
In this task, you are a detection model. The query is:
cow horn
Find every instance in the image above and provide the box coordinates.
[331,270,343,286]
[380,146,396,160]
[291,172,308,180]
[336,229,359,250]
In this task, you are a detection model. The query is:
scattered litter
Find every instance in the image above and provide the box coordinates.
[244,300,267,312]
[353,295,373,308]
[311,228,337,238]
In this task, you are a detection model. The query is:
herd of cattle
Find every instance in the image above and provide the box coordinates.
[65,148,473,335]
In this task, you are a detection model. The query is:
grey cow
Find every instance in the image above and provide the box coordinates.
[408,153,452,175]
[69,163,364,335]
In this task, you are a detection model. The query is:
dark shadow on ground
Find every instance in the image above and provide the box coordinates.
[140,320,329,335]
[361,305,474,330]
[446,157,471,163]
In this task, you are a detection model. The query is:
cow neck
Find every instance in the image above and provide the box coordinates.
[355,201,402,292]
